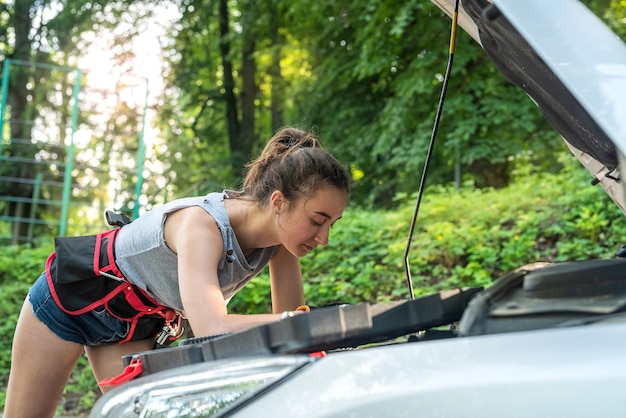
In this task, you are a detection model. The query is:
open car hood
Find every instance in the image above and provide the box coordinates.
[432,0,626,213]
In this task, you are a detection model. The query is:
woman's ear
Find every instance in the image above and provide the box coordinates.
[269,190,285,214]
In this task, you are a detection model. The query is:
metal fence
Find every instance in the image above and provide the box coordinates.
[0,59,148,245]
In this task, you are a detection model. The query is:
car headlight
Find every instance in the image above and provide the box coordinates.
[90,355,312,418]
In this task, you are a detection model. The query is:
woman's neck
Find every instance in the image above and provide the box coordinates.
[224,198,278,253]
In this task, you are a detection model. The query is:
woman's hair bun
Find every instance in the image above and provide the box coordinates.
[276,128,319,152]
[242,127,351,207]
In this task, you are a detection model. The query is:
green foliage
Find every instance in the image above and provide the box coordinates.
[1,0,161,243]
[0,246,49,410]
[0,280,30,380]
[283,0,566,206]
[155,0,624,207]
[0,243,100,414]
[60,355,101,414]
[0,244,52,285]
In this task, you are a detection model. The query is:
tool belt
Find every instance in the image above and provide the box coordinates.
[45,228,180,344]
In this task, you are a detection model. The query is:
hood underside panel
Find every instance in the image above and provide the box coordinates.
[461,0,617,170]
[433,0,626,212]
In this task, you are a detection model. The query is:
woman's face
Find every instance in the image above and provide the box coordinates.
[276,185,348,258]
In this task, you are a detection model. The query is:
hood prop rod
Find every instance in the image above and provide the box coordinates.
[404,0,460,299]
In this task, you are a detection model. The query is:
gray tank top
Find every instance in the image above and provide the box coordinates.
[114,191,279,312]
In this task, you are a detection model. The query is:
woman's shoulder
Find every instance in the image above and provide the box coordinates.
[157,193,225,214]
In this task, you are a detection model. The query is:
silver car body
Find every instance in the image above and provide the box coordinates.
[232,322,626,417]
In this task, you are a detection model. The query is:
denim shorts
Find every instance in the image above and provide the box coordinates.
[29,272,131,346]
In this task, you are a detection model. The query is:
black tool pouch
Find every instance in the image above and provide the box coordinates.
[45,228,176,343]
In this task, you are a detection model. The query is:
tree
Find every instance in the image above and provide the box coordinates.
[0,0,157,243]
[1,0,42,243]
[155,0,624,206]
[282,0,565,206]
[158,0,289,194]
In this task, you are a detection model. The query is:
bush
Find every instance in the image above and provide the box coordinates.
[0,243,101,414]
[231,157,626,312]
[0,244,53,396]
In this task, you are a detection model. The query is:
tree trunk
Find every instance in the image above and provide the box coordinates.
[5,0,36,244]
[268,1,285,133]
[240,8,257,174]
[468,158,510,189]
[218,0,241,171]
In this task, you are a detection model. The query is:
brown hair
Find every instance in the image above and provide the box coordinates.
[242,127,351,208]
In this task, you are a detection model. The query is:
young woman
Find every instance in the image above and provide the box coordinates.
[4,127,352,418]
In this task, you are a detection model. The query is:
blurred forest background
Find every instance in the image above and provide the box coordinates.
[0,0,625,415]
[1,0,622,243]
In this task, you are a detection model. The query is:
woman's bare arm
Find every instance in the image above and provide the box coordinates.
[269,246,304,313]
[165,206,282,337]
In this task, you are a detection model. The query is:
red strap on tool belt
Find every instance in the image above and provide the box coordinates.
[99,356,144,387]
